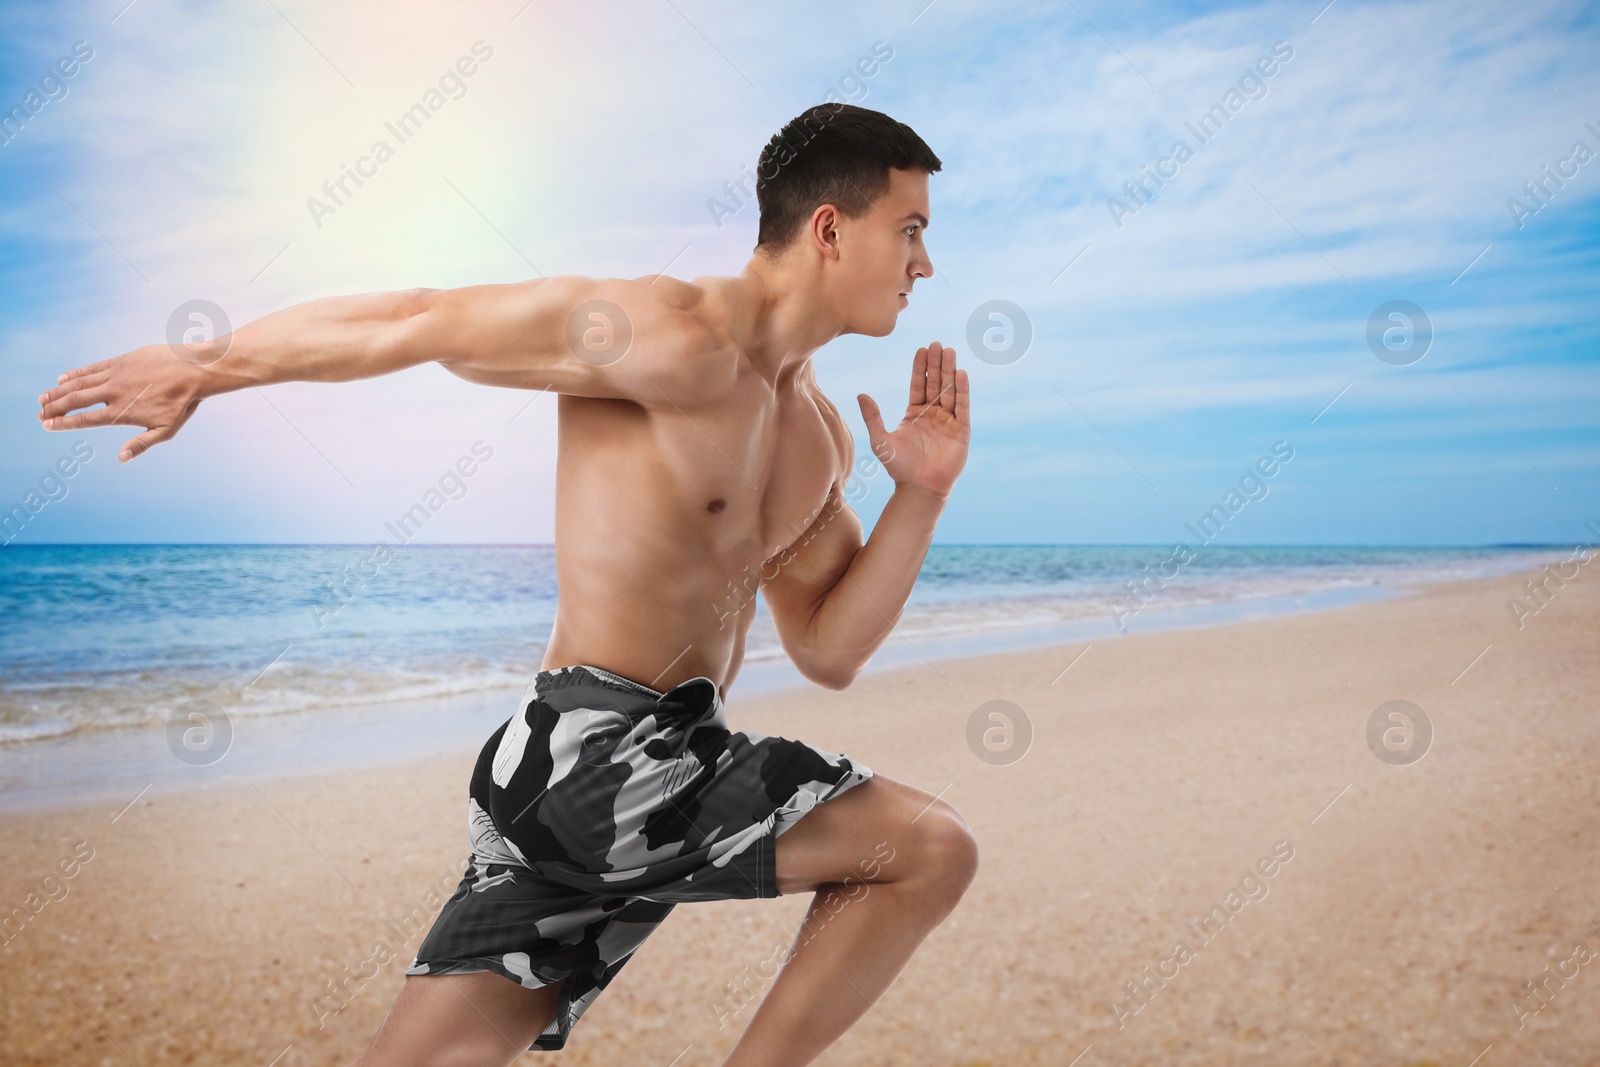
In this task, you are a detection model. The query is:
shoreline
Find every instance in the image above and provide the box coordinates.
[0,544,1559,755]
[2,571,1456,816]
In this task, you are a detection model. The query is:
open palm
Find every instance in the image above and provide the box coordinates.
[856,341,970,499]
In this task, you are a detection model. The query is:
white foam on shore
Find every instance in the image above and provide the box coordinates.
[0,548,1563,812]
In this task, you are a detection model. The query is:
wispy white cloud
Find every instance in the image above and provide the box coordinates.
[1,0,1594,543]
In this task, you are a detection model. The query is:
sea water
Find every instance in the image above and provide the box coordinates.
[0,543,1555,748]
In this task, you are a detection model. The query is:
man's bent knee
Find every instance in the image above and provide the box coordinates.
[908,799,980,907]
[772,775,977,898]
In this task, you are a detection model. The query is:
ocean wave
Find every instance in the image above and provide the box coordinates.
[0,544,1560,747]
[0,666,532,746]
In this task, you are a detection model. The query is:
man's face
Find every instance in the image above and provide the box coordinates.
[828,166,933,337]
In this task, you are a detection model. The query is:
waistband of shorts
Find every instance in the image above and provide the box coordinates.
[535,664,723,707]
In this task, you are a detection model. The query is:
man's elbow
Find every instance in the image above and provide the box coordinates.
[373,287,441,371]
[802,653,863,692]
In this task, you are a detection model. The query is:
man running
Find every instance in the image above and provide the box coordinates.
[37,102,977,1067]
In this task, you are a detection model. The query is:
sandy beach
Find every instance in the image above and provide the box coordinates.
[2,565,1596,1067]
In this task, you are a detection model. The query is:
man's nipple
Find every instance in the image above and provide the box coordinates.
[706,498,727,514]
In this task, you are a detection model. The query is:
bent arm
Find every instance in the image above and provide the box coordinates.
[760,481,948,690]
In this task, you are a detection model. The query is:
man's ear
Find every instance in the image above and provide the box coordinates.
[809,204,842,260]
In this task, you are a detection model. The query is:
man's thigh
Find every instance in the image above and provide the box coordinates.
[354,972,564,1067]
[771,774,969,897]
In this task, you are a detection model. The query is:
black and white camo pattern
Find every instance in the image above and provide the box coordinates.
[405,664,874,1051]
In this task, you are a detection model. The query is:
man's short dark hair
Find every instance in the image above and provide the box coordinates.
[755,103,941,252]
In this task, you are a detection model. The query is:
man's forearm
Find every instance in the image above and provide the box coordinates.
[192,289,429,398]
[804,483,947,684]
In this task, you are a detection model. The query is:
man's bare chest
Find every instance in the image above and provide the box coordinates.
[683,384,851,559]
[562,377,850,558]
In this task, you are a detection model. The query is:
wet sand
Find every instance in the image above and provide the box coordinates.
[1,566,1596,1066]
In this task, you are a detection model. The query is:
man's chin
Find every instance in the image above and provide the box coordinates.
[843,310,900,338]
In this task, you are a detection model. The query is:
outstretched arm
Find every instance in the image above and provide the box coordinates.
[37,276,718,462]
[760,341,970,690]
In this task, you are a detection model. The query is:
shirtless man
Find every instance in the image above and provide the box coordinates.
[37,102,977,1067]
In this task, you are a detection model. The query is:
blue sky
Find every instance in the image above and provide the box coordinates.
[1,0,1595,546]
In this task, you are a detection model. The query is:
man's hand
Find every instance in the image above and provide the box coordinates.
[856,341,970,499]
[38,345,204,463]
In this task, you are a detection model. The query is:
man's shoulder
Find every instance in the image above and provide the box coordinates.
[605,273,744,385]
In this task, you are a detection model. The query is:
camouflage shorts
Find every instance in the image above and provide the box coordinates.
[404,664,874,1051]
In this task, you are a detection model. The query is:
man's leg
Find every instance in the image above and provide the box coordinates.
[721,774,980,1067]
[343,972,566,1067]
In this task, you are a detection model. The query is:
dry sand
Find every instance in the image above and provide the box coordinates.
[1,567,1596,1066]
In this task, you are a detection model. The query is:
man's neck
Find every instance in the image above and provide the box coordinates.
[734,251,846,384]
